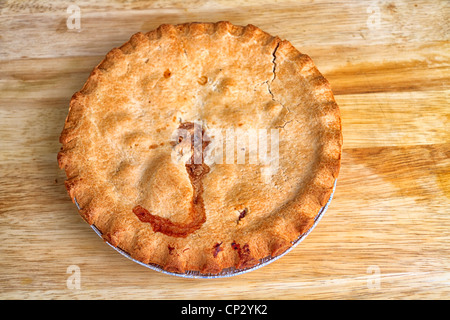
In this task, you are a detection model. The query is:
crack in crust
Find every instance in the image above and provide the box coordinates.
[266,41,291,129]
[132,122,210,237]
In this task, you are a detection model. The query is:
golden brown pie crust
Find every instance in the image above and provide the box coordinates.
[58,21,342,274]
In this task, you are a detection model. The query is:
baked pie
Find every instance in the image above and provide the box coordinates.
[58,21,342,275]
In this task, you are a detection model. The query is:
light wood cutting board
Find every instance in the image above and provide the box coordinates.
[0,0,449,299]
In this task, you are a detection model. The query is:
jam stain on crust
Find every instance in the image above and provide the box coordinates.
[231,241,258,269]
[213,242,223,258]
[133,122,210,238]
[237,208,248,223]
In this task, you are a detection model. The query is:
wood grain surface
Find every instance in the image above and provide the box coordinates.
[0,0,449,300]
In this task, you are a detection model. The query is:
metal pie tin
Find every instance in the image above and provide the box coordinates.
[75,179,337,278]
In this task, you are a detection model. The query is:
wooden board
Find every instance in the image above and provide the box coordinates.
[0,0,449,300]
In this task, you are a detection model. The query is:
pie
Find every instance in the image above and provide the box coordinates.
[58,21,342,275]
